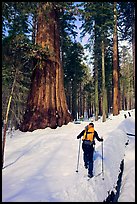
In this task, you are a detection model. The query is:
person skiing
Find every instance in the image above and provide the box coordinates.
[77,122,103,178]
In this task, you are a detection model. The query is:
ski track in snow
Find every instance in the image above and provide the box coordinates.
[2,110,135,202]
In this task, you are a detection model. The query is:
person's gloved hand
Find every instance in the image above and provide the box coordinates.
[92,140,95,145]
[101,137,103,142]
[77,135,80,139]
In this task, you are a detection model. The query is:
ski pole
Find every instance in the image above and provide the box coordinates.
[101,140,104,180]
[76,137,81,173]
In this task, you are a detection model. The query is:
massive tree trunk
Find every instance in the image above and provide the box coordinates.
[113,2,119,116]
[19,2,72,132]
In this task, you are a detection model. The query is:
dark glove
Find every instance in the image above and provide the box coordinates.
[77,135,81,139]
[101,138,103,142]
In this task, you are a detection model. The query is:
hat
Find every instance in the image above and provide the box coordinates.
[89,122,94,127]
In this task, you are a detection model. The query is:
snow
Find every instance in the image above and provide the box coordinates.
[2,110,135,202]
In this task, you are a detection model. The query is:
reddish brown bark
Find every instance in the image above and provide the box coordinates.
[19,3,72,132]
[113,2,119,116]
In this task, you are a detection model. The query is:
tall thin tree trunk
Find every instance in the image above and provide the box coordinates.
[94,58,99,121]
[72,80,77,120]
[101,38,106,122]
[132,5,135,96]
[94,24,99,121]
[113,2,119,116]
[2,69,18,167]
[19,2,72,132]
[117,35,121,111]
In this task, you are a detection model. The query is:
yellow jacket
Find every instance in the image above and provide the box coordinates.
[82,125,95,142]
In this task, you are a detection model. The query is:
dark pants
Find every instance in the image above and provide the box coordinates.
[82,142,94,175]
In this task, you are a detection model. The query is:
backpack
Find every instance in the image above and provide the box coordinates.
[82,125,95,145]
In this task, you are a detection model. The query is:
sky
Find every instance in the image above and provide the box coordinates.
[2,109,135,202]
[74,8,132,73]
[74,16,94,75]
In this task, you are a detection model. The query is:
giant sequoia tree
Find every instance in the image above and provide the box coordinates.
[19,2,72,132]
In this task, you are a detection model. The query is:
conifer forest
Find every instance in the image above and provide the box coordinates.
[2,2,135,132]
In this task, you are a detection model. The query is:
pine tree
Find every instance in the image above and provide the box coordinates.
[80,2,113,121]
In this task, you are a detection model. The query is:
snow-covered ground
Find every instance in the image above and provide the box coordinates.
[2,109,135,202]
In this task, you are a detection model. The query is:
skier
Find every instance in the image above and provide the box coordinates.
[77,122,103,178]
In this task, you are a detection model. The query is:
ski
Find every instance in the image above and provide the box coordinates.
[126,133,135,136]
[87,177,93,181]
[87,172,104,181]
